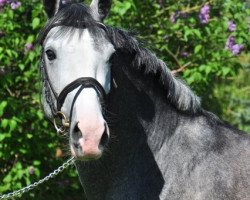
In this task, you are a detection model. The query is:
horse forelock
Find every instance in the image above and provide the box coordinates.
[38,3,105,45]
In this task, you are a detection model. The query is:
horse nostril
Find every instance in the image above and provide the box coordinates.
[99,124,109,148]
[73,142,80,149]
[73,123,80,133]
[72,123,82,141]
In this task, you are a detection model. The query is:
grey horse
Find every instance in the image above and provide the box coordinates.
[39,0,250,199]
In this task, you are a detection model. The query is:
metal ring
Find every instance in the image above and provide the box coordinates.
[57,111,70,127]
[53,111,69,136]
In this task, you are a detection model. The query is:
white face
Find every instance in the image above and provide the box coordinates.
[42,27,115,160]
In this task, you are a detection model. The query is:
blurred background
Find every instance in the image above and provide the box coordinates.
[0,0,249,199]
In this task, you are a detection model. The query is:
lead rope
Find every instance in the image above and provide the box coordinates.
[0,157,75,200]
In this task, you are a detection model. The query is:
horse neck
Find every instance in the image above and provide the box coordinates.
[107,60,181,165]
[76,60,186,198]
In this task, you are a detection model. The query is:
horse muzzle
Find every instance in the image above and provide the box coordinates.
[70,120,109,160]
[50,76,109,160]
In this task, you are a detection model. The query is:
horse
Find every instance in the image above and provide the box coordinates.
[39,0,250,199]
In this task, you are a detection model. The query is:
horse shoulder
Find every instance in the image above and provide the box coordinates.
[158,113,250,200]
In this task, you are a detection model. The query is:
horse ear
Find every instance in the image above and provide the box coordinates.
[90,0,112,21]
[42,0,63,18]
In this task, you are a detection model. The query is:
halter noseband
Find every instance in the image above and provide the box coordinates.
[40,22,108,135]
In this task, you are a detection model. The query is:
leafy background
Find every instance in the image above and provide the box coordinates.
[0,0,249,199]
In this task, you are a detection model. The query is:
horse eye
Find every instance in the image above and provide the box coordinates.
[45,50,56,61]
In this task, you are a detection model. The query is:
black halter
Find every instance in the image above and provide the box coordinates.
[40,58,107,128]
[40,22,108,134]
[57,77,106,120]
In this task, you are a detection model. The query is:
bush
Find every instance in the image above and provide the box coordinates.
[0,0,249,199]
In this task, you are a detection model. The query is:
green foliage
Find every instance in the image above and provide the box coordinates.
[0,0,249,199]
[107,0,250,128]
[214,67,250,133]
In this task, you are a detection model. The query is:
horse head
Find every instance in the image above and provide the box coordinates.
[40,0,114,161]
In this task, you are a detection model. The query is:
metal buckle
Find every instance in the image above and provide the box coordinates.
[53,111,69,136]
